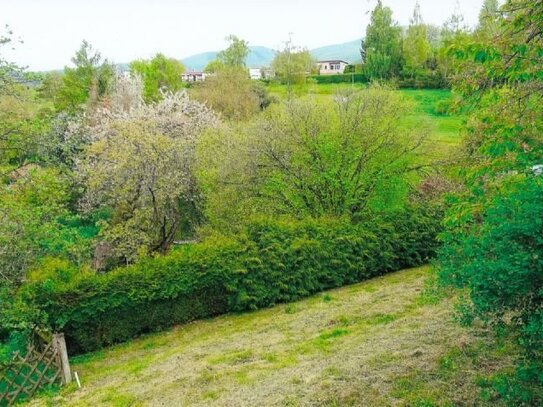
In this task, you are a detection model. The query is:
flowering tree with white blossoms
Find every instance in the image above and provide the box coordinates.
[78,78,218,262]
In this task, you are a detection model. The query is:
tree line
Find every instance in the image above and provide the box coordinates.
[357,0,501,87]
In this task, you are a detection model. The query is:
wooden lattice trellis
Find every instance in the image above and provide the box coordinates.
[0,333,71,407]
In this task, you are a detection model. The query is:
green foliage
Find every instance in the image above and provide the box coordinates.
[440,177,543,320]
[190,68,262,120]
[77,91,217,261]
[38,71,63,103]
[55,40,114,112]
[438,1,543,403]
[198,86,429,230]
[0,167,93,287]
[403,2,432,74]
[271,43,314,86]
[439,176,543,404]
[396,70,447,89]
[0,25,24,95]
[489,363,543,405]
[363,0,403,79]
[217,35,250,68]
[203,35,249,75]
[20,235,235,352]
[476,0,501,39]
[204,59,225,73]
[356,0,472,87]
[309,73,368,84]
[311,72,446,90]
[129,53,185,102]
[197,72,274,120]
[343,64,364,74]
[0,87,55,166]
[20,206,440,353]
[0,327,27,366]
[433,98,451,115]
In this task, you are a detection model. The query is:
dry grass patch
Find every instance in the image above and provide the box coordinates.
[29,266,516,407]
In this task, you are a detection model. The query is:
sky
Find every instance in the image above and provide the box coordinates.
[1,0,484,71]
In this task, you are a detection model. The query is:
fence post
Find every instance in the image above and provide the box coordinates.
[52,333,72,384]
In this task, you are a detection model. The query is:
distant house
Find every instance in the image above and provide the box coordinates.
[317,60,349,75]
[261,68,275,80]
[248,67,275,80]
[181,71,208,82]
[248,68,262,80]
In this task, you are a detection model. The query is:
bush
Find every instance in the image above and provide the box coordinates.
[309,71,447,89]
[20,206,441,353]
[396,71,447,89]
[343,64,364,74]
[434,99,451,116]
[438,176,543,404]
[20,236,238,352]
[309,73,369,84]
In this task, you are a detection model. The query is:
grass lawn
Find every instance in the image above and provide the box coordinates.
[31,267,516,407]
[399,89,464,158]
[266,83,464,161]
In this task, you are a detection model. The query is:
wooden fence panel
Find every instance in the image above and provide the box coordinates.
[0,332,70,406]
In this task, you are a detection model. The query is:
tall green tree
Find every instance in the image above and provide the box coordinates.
[439,0,543,401]
[271,37,314,91]
[0,167,90,287]
[203,59,225,73]
[436,2,470,80]
[476,0,501,39]
[204,35,250,74]
[362,0,403,79]
[403,1,431,74]
[56,40,114,112]
[442,0,468,36]
[195,34,273,120]
[0,25,24,96]
[0,28,54,168]
[217,35,249,69]
[129,53,185,102]
[190,69,262,121]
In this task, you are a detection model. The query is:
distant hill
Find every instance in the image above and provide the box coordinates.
[182,46,276,71]
[311,39,362,64]
[181,40,362,71]
[37,39,364,74]
[181,51,217,71]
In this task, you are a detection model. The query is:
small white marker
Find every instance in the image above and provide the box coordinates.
[74,371,81,389]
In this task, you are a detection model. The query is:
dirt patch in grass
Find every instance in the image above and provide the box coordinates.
[29,266,516,407]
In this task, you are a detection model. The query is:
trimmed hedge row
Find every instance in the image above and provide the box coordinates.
[309,72,447,89]
[396,72,448,89]
[21,207,441,353]
[310,73,369,84]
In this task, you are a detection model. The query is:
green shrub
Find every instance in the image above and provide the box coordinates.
[308,71,447,89]
[21,236,239,352]
[309,73,369,84]
[438,176,543,404]
[396,71,447,89]
[434,99,451,116]
[343,64,364,74]
[20,206,441,353]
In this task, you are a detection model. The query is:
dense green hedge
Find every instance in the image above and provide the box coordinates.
[309,73,369,84]
[20,207,441,353]
[309,71,447,89]
[396,71,448,89]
